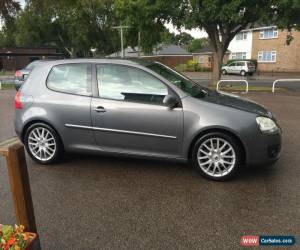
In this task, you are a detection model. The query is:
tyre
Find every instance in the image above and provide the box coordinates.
[24,123,64,164]
[222,69,227,75]
[191,132,242,181]
[240,70,246,76]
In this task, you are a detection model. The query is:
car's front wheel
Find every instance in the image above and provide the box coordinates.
[222,69,227,75]
[191,132,242,181]
[24,123,63,164]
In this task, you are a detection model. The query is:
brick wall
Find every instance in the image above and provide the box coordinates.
[193,54,212,68]
[193,53,229,69]
[252,29,300,72]
[142,55,193,68]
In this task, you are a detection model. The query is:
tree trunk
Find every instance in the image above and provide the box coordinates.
[210,49,224,89]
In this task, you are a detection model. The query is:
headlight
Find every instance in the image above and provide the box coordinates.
[256,117,279,133]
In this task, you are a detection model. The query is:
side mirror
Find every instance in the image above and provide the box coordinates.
[163,94,179,109]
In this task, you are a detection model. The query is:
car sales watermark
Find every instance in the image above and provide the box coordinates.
[240,235,296,247]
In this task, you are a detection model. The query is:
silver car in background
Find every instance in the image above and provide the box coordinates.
[222,60,256,76]
[14,60,49,90]
[14,59,281,180]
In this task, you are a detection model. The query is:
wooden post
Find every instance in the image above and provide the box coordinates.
[0,137,41,250]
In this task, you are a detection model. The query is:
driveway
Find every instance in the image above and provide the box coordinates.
[0,89,299,249]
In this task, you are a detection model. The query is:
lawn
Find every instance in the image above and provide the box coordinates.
[0,83,15,90]
[219,85,285,92]
[0,71,14,76]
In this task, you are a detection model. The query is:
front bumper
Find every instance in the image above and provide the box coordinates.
[246,131,282,167]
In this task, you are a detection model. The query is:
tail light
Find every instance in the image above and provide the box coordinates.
[15,70,22,78]
[15,90,22,109]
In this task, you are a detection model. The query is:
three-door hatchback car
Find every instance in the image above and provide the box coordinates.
[14,59,281,180]
[222,60,256,76]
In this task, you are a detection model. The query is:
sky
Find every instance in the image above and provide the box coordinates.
[164,23,208,38]
[18,0,26,7]
[16,0,207,38]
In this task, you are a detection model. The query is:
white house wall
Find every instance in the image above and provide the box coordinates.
[228,31,253,59]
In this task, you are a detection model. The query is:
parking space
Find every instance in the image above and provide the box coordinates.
[0,89,299,249]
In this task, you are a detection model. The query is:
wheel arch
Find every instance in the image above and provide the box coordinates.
[21,119,65,151]
[187,127,246,165]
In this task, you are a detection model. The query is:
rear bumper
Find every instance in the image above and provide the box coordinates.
[246,131,281,167]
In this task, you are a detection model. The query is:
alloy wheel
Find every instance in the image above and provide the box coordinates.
[28,127,56,161]
[197,137,236,177]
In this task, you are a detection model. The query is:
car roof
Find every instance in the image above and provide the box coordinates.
[37,58,154,67]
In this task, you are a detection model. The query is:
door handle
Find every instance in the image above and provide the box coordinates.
[94,106,106,113]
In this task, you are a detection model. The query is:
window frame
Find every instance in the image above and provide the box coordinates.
[231,52,247,60]
[259,28,278,39]
[257,51,277,63]
[198,56,204,64]
[94,63,180,107]
[236,32,247,41]
[46,63,93,97]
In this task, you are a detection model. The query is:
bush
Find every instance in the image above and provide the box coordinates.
[174,63,188,72]
[175,60,211,72]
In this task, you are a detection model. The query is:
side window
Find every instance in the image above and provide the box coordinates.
[96,64,168,105]
[228,62,236,67]
[47,64,92,96]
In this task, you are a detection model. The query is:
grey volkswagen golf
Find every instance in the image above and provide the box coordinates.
[14,59,281,180]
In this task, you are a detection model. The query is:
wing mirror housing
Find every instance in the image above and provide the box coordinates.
[163,94,179,109]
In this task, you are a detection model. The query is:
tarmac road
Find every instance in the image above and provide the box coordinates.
[0,89,299,249]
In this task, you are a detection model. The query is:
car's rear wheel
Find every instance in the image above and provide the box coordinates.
[24,123,63,164]
[222,69,227,75]
[191,132,242,181]
[240,70,246,76]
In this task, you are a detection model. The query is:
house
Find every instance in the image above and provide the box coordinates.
[228,29,253,60]
[107,44,193,68]
[192,46,231,69]
[0,47,64,71]
[229,25,300,72]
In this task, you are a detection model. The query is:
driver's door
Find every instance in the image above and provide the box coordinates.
[91,64,183,158]
[228,62,236,74]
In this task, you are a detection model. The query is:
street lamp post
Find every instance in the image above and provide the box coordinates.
[113,26,129,58]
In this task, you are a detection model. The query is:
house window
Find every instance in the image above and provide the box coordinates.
[259,28,278,39]
[198,56,204,64]
[258,51,276,62]
[236,32,247,40]
[231,52,247,59]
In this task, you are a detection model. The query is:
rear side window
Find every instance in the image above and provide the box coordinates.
[47,64,92,96]
[236,62,245,66]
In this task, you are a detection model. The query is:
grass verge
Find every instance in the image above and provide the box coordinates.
[219,86,286,92]
[0,83,15,90]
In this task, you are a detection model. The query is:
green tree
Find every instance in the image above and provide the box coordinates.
[15,0,120,57]
[173,32,194,46]
[114,0,172,54]
[187,38,209,53]
[0,0,20,47]
[0,0,20,24]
